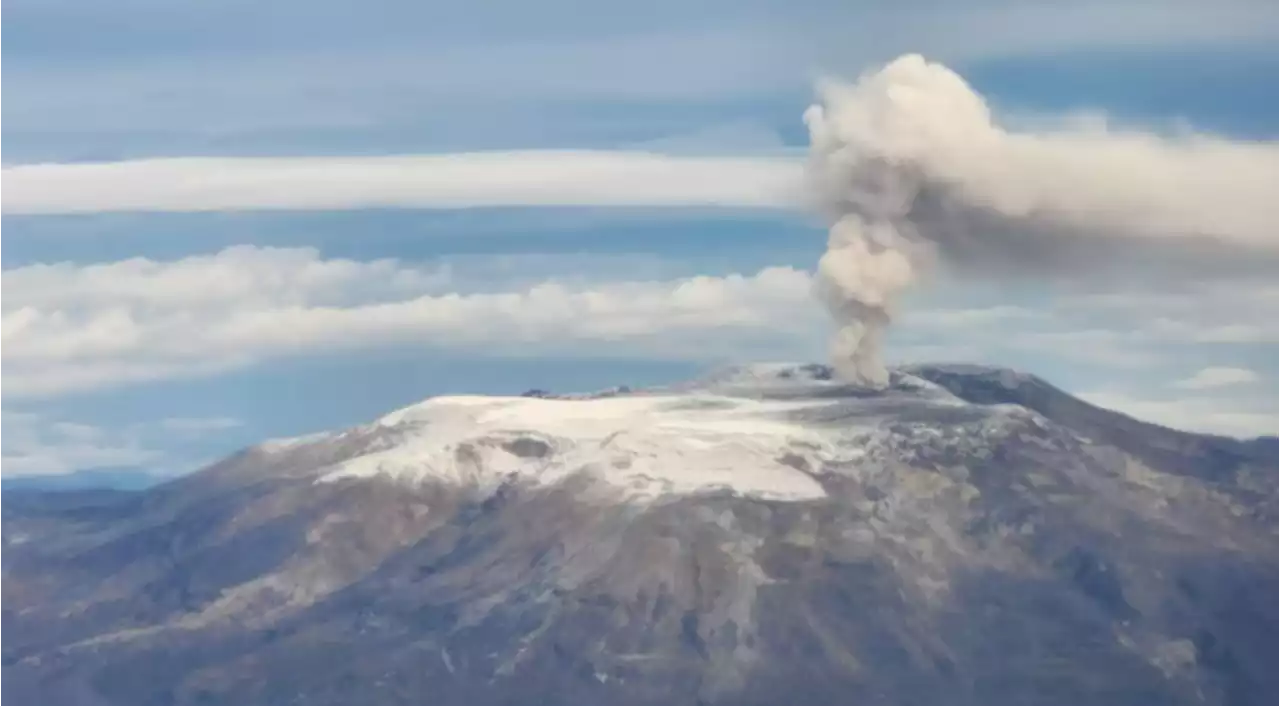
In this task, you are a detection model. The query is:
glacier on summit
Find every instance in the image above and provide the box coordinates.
[299,364,1042,502]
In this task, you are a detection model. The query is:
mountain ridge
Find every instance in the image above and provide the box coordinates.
[3,362,1276,706]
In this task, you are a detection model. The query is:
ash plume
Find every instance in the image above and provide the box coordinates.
[805,54,1278,387]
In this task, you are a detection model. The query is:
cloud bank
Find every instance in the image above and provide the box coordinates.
[1,246,818,398]
[805,54,1277,386]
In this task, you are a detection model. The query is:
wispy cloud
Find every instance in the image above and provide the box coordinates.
[1171,367,1263,390]
[1,410,161,476]
[1,411,244,477]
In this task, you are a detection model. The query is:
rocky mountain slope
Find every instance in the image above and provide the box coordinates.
[3,364,1276,706]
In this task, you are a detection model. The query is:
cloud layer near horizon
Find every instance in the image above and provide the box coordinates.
[1,410,162,476]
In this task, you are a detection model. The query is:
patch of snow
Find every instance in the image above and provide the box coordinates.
[255,431,332,453]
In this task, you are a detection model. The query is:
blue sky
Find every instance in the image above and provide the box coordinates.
[3,0,1277,479]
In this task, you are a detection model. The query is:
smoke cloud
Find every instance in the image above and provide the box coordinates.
[805,53,1278,387]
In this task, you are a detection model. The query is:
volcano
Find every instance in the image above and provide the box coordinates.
[3,364,1276,706]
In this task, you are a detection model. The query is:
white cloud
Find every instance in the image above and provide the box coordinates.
[1172,367,1263,390]
[1,411,161,476]
[2,245,453,310]
[0,412,244,477]
[2,246,820,399]
[1,152,804,215]
[1077,390,1276,438]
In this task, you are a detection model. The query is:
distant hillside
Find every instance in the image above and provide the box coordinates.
[1,468,161,492]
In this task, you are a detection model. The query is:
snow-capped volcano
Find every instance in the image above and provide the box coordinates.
[259,364,1040,502]
[322,390,835,500]
[4,364,1276,706]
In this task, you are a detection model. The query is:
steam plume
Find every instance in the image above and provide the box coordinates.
[805,54,1277,386]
